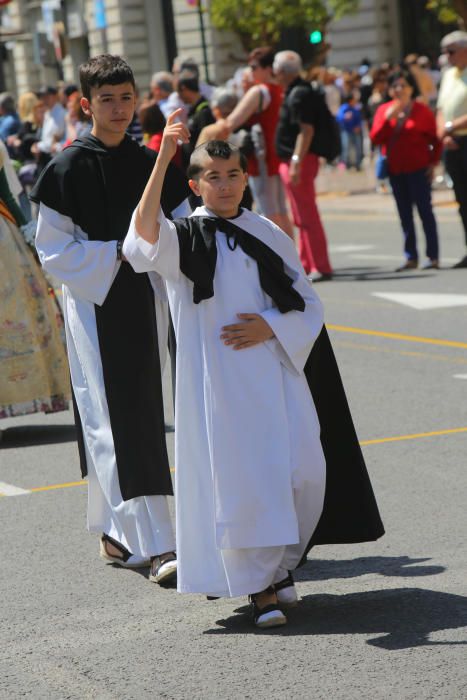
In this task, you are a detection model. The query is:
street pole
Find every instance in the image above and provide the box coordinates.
[197,1,210,83]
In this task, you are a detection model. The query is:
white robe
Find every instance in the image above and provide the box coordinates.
[35,200,189,558]
[123,206,327,593]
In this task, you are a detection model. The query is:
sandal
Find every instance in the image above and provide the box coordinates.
[250,586,287,628]
[149,551,177,584]
[274,571,298,608]
[99,533,150,569]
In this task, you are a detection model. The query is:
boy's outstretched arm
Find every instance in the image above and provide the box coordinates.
[135,109,190,245]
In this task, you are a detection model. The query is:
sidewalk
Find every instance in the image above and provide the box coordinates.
[316,162,457,215]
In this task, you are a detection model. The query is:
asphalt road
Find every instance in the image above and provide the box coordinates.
[1,189,466,699]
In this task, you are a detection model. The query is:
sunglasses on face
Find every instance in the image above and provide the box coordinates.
[445,47,460,55]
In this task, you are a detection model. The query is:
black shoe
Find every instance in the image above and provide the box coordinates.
[149,551,177,584]
[452,255,467,269]
[99,533,150,568]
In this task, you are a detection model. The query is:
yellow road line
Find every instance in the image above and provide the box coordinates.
[10,429,465,496]
[29,480,84,492]
[24,467,176,495]
[360,427,467,446]
[328,324,467,350]
[335,339,467,365]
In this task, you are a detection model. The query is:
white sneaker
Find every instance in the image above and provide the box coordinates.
[255,607,287,629]
[275,572,299,608]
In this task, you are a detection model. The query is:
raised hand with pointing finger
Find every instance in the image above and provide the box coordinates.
[159,109,191,162]
[135,109,190,245]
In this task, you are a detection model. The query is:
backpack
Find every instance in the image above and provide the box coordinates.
[289,84,341,162]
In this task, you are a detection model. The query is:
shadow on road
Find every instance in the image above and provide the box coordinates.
[0,424,77,448]
[329,267,434,282]
[297,556,445,581]
[0,422,174,448]
[206,587,467,649]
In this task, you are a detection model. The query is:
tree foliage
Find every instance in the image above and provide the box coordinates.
[426,0,467,26]
[209,0,360,51]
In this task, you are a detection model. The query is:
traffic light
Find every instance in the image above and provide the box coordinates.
[309,30,323,44]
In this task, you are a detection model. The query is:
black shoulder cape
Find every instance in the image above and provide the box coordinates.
[31,135,191,501]
[173,215,385,553]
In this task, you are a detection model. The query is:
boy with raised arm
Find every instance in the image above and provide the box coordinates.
[124,112,384,627]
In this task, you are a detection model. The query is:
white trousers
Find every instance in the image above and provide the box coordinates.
[86,442,175,558]
[203,477,325,599]
[64,290,175,559]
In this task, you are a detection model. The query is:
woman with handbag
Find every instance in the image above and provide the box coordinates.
[370,69,442,270]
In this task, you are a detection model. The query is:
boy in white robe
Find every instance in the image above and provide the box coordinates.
[32,57,191,584]
[125,115,386,625]
[123,112,333,628]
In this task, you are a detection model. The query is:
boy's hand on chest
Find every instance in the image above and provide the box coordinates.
[220,313,275,351]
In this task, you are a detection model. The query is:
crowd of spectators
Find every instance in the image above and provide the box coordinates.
[2,33,467,272]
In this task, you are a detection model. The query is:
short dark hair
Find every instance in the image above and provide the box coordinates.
[187,140,247,180]
[139,100,166,135]
[389,69,419,98]
[177,72,200,93]
[248,46,274,69]
[179,59,199,77]
[63,83,79,98]
[79,54,135,100]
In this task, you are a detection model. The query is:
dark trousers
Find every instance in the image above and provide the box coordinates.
[389,168,439,261]
[445,137,467,246]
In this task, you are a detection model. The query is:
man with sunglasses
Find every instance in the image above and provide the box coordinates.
[437,31,467,268]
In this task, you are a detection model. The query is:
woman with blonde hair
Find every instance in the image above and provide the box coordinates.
[17,91,39,124]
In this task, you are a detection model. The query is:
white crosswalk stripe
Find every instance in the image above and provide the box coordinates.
[0,481,31,496]
[372,292,467,310]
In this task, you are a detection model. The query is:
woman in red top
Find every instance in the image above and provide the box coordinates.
[371,69,442,270]
[218,47,294,238]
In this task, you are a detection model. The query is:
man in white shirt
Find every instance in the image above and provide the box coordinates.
[150,71,174,119]
[31,86,66,162]
[437,31,467,268]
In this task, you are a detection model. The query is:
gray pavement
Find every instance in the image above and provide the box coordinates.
[1,189,467,699]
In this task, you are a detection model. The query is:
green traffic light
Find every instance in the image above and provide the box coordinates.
[309,30,322,44]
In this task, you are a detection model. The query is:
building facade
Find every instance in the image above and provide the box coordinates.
[0,0,455,96]
[326,0,402,68]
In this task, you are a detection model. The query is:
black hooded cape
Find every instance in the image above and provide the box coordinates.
[173,215,385,551]
[30,134,191,500]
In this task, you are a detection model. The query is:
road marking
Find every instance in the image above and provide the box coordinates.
[453,374,467,379]
[0,481,30,496]
[329,244,374,253]
[372,292,467,310]
[327,324,467,350]
[349,253,458,264]
[29,480,85,493]
[360,427,467,446]
[335,339,467,365]
[1,467,177,497]
[3,428,466,498]
[349,253,403,261]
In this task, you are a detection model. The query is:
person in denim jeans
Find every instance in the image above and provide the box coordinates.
[371,69,442,271]
[336,91,363,170]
